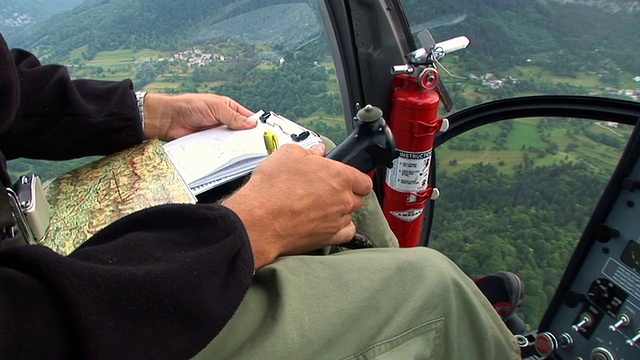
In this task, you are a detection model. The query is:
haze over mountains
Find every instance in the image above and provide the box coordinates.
[1,0,82,32]
[5,0,289,61]
[2,0,638,76]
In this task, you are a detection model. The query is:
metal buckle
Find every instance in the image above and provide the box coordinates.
[4,187,37,245]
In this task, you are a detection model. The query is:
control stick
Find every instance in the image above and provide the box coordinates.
[326,105,398,249]
[326,105,397,173]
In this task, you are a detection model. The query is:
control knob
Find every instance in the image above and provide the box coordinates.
[591,347,615,360]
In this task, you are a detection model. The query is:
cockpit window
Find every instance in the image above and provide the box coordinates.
[400,0,640,111]
[3,0,346,180]
[399,0,639,327]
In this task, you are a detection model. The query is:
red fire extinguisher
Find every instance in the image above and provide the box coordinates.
[382,34,469,247]
[382,33,469,247]
[383,66,448,248]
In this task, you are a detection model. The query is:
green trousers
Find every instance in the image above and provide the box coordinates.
[194,193,520,359]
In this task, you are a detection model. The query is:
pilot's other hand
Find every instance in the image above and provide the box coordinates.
[142,93,256,140]
[221,143,373,269]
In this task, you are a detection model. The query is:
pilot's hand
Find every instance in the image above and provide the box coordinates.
[142,93,256,140]
[221,143,373,269]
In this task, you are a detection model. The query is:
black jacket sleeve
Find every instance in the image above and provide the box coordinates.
[0,36,255,359]
[0,203,255,359]
[0,48,144,161]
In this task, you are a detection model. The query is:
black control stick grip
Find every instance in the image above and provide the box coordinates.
[326,105,397,173]
[326,105,398,249]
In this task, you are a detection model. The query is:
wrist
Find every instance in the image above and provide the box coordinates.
[221,194,280,269]
[140,93,169,140]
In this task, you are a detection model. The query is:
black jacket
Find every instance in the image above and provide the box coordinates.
[0,34,254,359]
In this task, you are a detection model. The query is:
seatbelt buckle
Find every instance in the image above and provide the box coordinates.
[6,174,50,244]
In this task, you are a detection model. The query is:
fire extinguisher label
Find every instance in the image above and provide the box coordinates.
[390,208,424,222]
[386,149,432,192]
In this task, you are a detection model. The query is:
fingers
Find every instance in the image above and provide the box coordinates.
[350,171,373,196]
[328,221,358,245]
[304,144,371,196]
[350,193,367,213]
[276,143,325,157]
[308,143,327,156]
[213,96,257,130]
[225,97,255,117]
[266,144,370,214]
[219,108,257,130]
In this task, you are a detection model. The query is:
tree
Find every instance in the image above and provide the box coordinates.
[134,62,158,89]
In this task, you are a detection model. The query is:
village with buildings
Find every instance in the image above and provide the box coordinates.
[1,12,33,28]
[470,73,519,89]
[472,72,640,102]
[157,47,286,68]
[605,87,640,102]
[159,48,227,67]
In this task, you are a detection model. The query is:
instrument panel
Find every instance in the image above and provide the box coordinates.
[531,120,640,360]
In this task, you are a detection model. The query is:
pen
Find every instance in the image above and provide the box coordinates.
[263,131,279,155]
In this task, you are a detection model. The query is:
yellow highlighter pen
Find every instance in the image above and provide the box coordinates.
[263,131,279,155]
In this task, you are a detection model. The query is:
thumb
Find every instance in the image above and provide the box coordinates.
[217,106,257,130]
[309,143,327,156]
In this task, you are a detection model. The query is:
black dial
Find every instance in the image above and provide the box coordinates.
[621,240,640,273]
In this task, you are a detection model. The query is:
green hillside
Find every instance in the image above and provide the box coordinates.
[403,0,640,75]
[8,0,640,77]
[8,0,307,62]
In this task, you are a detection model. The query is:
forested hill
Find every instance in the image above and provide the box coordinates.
[429,161,610,325]
[403,0,640,75]
[6,0,640,75]
[6,0,304,61]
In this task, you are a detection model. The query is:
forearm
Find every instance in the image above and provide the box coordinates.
[0,49,144,160]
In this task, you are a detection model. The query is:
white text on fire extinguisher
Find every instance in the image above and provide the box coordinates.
[386,149,432,192]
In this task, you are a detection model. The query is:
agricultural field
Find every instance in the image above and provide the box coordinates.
[437,118,632,176]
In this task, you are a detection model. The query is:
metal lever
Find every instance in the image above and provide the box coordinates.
[326,105,397,173]
[327,105,398,249]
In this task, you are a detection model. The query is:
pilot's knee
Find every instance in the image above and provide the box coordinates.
[404,246,458,268]
[400,247,470,284]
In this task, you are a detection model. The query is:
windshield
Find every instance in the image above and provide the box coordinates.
[399,0,640,328]
[2,0,345,180]
[400,0,639,109]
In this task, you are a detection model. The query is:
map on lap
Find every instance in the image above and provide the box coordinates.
[42,139,196,255]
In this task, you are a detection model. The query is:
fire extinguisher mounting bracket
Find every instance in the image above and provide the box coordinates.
[440,118,450,132]
[412,121,439,137]
[405,188,440,203]
[430,188,440,200]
